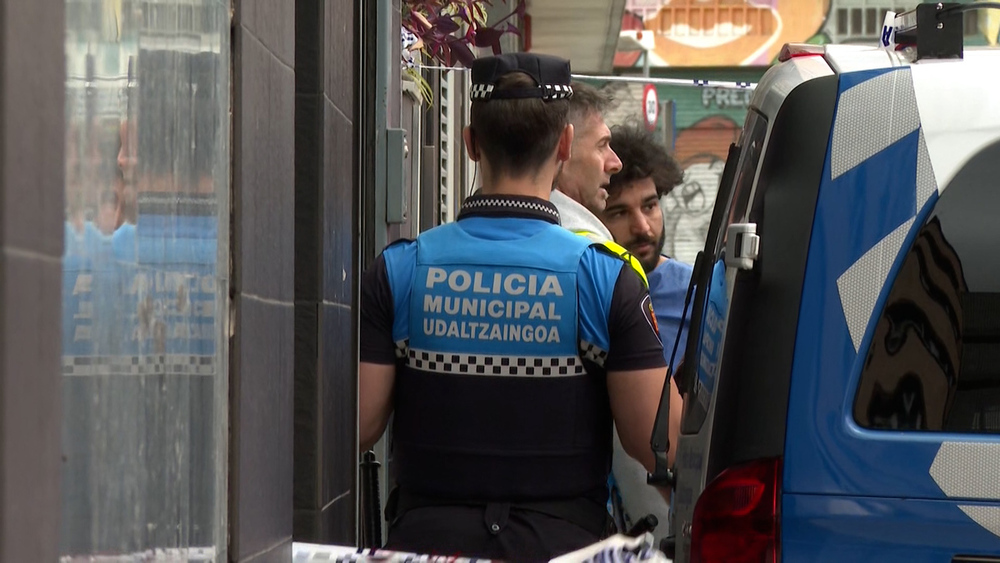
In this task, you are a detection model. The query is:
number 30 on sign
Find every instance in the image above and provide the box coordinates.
[643,83,659,131]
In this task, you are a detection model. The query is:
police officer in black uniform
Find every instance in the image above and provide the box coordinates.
[359,53,669,562]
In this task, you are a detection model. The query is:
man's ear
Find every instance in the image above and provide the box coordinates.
[556,123,574,163]
[463,126,480,161]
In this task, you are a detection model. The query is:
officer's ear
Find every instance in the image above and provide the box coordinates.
[463,126,480,162]
[555,123,574,163]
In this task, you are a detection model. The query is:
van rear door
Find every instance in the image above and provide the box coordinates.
[781,64,1000,561]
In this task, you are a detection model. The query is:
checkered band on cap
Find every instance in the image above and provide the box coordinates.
[406,348,586,377]
[470,84,573,102]
[471,53,572,102]
[470,84,495,100]
[543,84,573,100]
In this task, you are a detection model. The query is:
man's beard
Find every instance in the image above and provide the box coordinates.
[628,227,667,274]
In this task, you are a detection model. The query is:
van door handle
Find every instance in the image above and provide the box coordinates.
[953,556,1000,562]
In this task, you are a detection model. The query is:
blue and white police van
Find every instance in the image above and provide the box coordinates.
[661,4,1000,562]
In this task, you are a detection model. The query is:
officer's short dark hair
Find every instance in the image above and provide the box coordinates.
[470,72,570,178]
[607,123,684,198]
[469,54,573,178]
[568,81,613,127]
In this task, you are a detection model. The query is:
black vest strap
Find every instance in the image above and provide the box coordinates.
[385,487,614,538]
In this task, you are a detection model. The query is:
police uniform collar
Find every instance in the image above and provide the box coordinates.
[458,194,560,224]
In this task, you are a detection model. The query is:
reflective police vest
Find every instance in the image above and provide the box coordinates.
[571,229,649,289]
[382,219,621,503]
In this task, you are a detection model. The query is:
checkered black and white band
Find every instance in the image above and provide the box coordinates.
[405,347,586,377]
[542,84,573,99]
[62,355,217,377]
[394,338,609,376]
[395,340,408,359]
[470,84,495,100]
[469,83,573,101]
[462,198,560,221]
[579,340,608,367]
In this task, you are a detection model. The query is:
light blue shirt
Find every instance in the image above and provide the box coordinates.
[648,257,694,369]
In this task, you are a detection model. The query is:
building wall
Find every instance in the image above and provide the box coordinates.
[619,0,832,67]
[232,0,296,561]
[293,0,360,545]
[0,1,65,561]
[822,0,993,45]
[3,0,365,559]
[617,0,996,68]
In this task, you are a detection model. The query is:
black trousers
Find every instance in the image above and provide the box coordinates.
[384,503,600,562]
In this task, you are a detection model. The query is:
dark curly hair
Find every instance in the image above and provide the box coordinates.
[607,123,684,198]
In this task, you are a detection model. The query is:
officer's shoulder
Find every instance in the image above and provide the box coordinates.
[582,240,630,263]
[385,237,415,249]
[583,242,649,288]
[551,225,599,247]
[581,242,630,269]
[380,237,416,262]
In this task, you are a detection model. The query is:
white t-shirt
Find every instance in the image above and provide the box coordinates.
[550,189,614,242]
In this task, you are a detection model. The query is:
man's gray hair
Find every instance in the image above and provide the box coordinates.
[568,81,613,127]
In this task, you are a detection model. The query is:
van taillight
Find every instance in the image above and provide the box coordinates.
[691,457,781,563]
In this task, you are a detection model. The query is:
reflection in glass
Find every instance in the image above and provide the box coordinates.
[687,113,766,415]
[855,218,968,431]
[61,0,229,559]
[693,258,728,412]
[855,141,1000,434]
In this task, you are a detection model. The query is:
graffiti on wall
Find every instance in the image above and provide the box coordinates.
[662,115,741,262]
[617,0,831,67]
[598,80,747,264]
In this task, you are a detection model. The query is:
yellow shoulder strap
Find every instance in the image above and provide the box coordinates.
[572,230,649,289]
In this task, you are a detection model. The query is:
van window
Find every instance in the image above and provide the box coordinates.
[854,142,1000,434]
[683,109,768,427]
[728,109,767,224]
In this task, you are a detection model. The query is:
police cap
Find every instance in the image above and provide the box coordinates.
[470,53,573,102]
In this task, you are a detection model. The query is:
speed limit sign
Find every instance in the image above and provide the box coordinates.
[643,84,659,131]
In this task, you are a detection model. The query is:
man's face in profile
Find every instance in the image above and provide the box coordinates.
[558,111,622,213]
